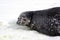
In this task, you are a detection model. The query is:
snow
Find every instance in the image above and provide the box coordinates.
[0,0,60,40]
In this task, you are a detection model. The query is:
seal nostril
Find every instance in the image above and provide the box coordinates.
[17,21,20,24]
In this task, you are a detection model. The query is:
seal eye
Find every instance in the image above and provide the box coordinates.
[23,19,26,21]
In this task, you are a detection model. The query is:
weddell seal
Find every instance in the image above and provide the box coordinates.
[17,7,60,36]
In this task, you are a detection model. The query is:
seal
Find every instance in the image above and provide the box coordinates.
[17,7,60,36]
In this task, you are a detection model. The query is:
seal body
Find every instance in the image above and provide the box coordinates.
[17,7,60,36]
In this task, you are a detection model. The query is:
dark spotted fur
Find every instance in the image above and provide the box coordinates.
[17,7,60,36]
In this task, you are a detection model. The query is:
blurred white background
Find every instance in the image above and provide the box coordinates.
[0,0,60,22]
[0,0,60,40]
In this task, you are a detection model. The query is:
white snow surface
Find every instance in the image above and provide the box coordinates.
[0,0,60,40]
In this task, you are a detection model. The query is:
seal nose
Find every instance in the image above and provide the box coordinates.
[17,21,20,25]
